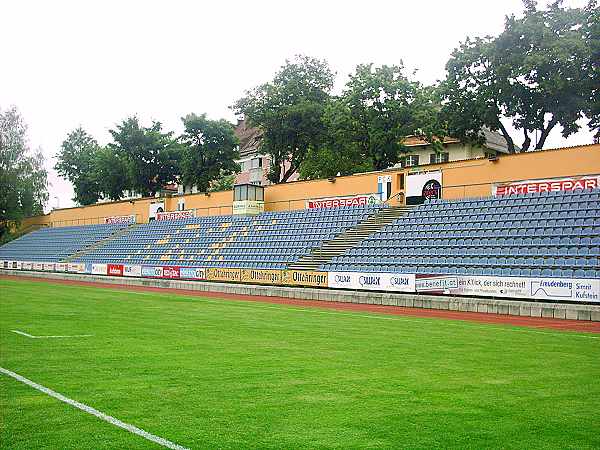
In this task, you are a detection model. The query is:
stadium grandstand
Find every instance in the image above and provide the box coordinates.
[1,189,599,280]
[1,143,599,308]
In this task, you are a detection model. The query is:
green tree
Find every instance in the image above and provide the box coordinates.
[232,55,335,183]
[109,117,181,197]
[93,147,129,201]
[299,99,371,179]
[209,172,236,192]
[0,106,48,241]
[441,0,593,152]
[339,63,443,172]
[584,1,600,140]
[179,113,239,193]
[55,128,102,205]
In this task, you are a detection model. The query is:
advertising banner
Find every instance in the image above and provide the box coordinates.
[22,262,33,270]
[232,200,265,216]
[1,260,7,269]
[492,175,600,196]
[282,270,328,288]
[107,263,124,277]
[123,264,142,277]
[206,267,242,283]
[161,266,180,279]
[241,269,283,285]
[91,263,107,275]
[66,263,86,273]
[9,261,18,270]
[142,266,163,278]
[34,262,44,271]
[14,261,22,270]
[55,263,67,272]
[406,171,442,205]
[415,275,600,303]
[156,210,195,221]
[306,194,381,210]
[179,267,206,280]
[104,215,136,224]
[328,272,415,292]
[43,263,55,271]
[149,202,165,221]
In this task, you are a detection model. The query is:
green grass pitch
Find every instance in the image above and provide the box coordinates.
[1,278,599,449]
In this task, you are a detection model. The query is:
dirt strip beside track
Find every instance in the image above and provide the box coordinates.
[2,275,599,333]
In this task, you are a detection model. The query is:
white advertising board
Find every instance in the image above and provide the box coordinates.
[415,275,600,303]
[406,171,442,204]
[67,263,86,273]
[43,263,55,271]
[179,267,206,280]
[55,263,67,272]
[328,272,415,293]
[34,262,44,271]
[492,175,600,196]
[22,262,33,270]
[123,264,142,277]
[91,263,107,275]
[104,215,136,224]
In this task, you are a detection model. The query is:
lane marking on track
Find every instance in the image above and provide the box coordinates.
[0,367,189,450]
[10,330,93,339]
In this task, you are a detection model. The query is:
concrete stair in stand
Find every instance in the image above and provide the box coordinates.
[288,206,413,271]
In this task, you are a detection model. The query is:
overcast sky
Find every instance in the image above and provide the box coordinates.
[1,0,594,210]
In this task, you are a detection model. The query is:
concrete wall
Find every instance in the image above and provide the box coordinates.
[3,269,599,322]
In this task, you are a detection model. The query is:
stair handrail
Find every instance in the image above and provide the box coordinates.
[383,191,405,206]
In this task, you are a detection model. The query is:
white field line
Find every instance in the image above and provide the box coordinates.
[10,330,92,339]
[0,367,189,450]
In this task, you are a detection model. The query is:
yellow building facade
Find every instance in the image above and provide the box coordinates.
[23,144,600,228]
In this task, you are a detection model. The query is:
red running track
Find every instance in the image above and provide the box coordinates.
[2,275,599,334]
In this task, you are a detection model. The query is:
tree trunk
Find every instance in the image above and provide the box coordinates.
[535,116,558,150]
[521,130,531,152]
[497,121,516,153]
[280,164,297,183]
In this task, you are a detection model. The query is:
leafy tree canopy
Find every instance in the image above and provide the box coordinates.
[179,113,240,193]
[93,146,129,201]
[0,106,48,241]
[232,55,335,183]
[440,0,595,152]
[109,117,180,197]
[342,63,445,171]
[55,127,102,205]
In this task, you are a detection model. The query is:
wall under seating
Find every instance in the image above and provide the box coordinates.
[20,144,600,229]
[2,269,599,322]
[2,261,598,306]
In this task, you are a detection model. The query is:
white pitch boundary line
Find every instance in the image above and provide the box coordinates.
[10,330,93,339]
[0,367,189,450]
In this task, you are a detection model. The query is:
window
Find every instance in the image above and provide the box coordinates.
[403,155,420,167]
[429,152,449,164]
[250,157,262,169]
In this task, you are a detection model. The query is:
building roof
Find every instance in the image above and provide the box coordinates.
[402,128,512,153]
[235,118,514,159]
[234,118,263,158]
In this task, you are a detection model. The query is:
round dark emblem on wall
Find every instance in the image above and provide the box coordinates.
[422,179,441,199]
